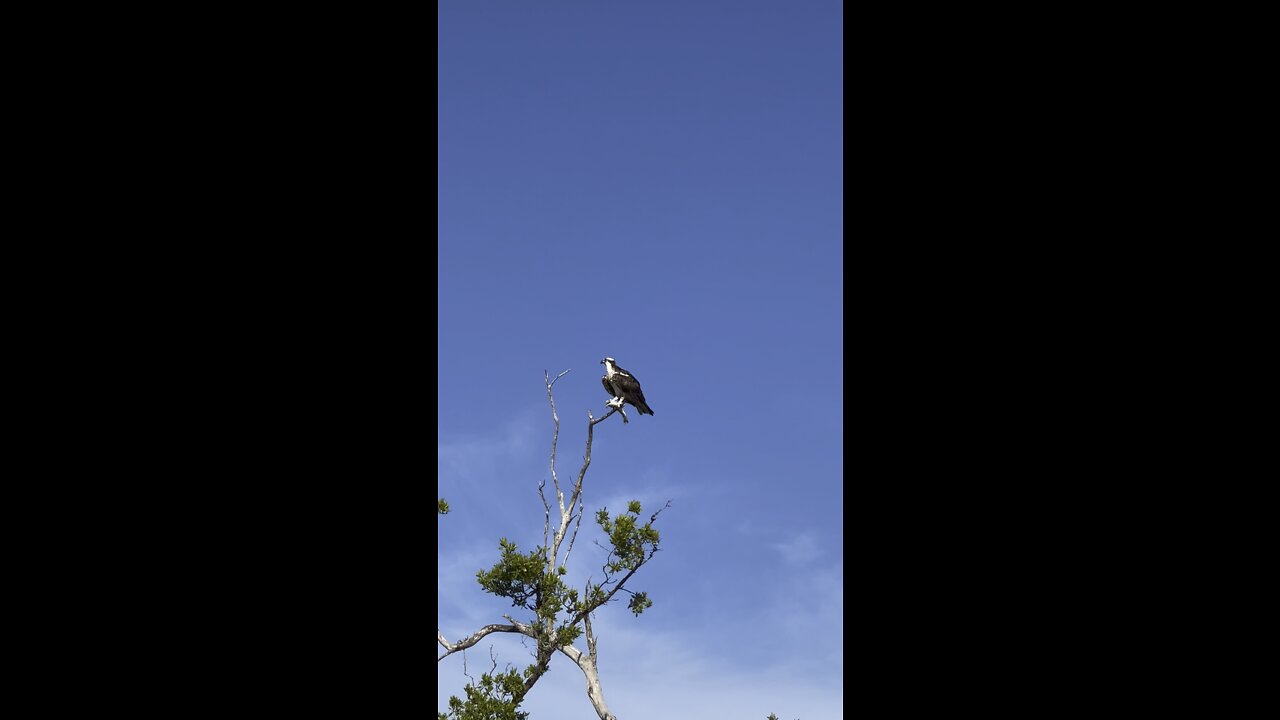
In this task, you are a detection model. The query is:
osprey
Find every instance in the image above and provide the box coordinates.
[600,357,655,418]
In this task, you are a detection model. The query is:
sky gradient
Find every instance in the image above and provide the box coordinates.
[439,2,843,717]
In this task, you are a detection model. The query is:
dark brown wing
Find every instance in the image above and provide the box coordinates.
[602,375,615,396]
[612,372,654,415]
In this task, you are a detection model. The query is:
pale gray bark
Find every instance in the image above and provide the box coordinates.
[437,624,522,662]
[558,634,617,720]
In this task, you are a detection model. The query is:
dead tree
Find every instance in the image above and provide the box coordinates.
[438,369,669,720]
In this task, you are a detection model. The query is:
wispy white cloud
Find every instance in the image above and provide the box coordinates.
[437,407,542,484]
[772,530,822,566]
[437,405,560,547]
[437,540,507,638]
[770,562,844,672]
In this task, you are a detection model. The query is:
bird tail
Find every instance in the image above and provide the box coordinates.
[637,402,654,416]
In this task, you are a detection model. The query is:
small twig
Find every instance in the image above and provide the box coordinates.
[564,505,586,566]
[539,476,550,549]
[501,614,533,632]
[549,368,571,388]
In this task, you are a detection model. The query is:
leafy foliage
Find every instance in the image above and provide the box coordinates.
[476,539,553,612]
[437,667,529,720]
[444,502,665,716]
[596,502,662,582]
[475,501,664,637]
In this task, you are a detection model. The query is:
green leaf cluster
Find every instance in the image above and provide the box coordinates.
[446,500,666,717]
[475,539,584,645]
[594,502,663,616]
[437,667,528,720]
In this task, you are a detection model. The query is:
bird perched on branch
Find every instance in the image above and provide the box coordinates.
[600,357,655,419]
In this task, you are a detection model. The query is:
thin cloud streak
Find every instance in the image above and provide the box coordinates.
[437,407,541,483]
[772,531,822,565]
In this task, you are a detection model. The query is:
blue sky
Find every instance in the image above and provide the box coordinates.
[438,2,842,717]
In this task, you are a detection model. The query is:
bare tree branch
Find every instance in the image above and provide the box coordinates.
[561,405,618,565]
[539,474,550,550]
[585,608,598,666]
[587,406,622,427]
[569,546,658,630]
[543,369,571,551]
[563,502,587,566]
[437,624,524,662]
[548,372,622,570]
[557,641,617,720]
[560,405,619,567]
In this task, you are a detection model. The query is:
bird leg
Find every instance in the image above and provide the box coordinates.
[606,397,624,409]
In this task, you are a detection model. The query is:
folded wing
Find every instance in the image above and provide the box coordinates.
[612,372,654,416]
